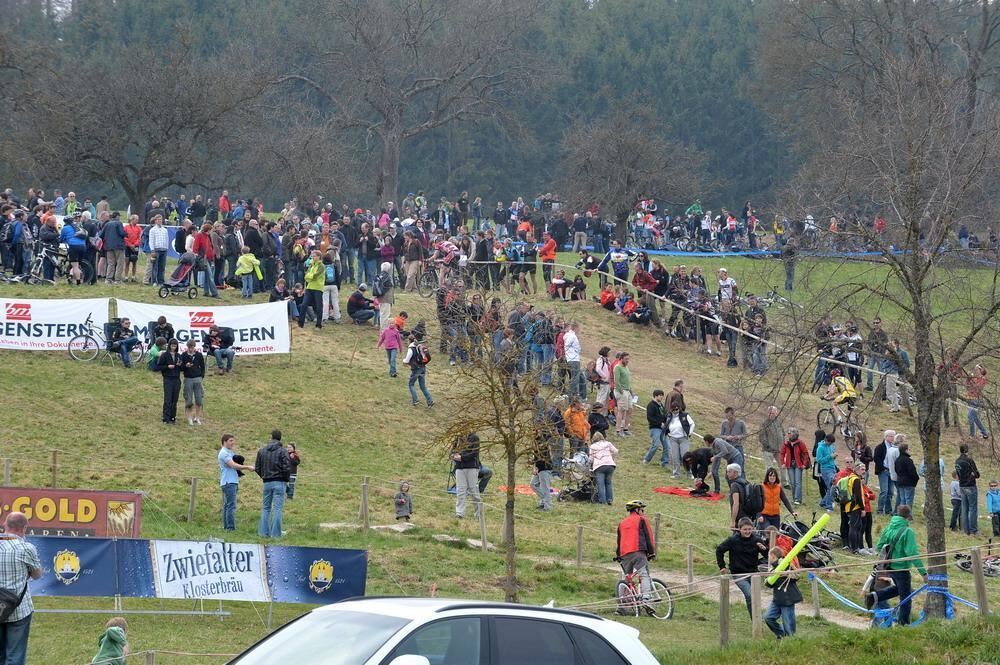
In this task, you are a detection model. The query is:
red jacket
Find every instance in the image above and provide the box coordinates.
[218,195,231,214]
[617,512,655,558]
[192,231,215,261]
[780,438,810,469]
[632,270,657,292]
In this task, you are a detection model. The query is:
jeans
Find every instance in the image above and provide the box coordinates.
[733,576,753,617]
[784,262,795,291]
[644,428,668,466]
[820,469,836,509]
[531,470,553,510]
[968,401,989,437]
[241,274,253,297]
[202,262,219,296]
[258,480,287,538]
[751,344,767,374]
[895,485,915,511]
[0,613,32,665]
[222,483,238,530]
[448,324,469,364]
[725,329,738,365]
[594,465,615,504]
[117,335,139,367]
[765,602,796,638]
[386,348,398,376]
[788,466,804,503]
[408,365,433,405]
[212,348,235,371]
[535,343,555,384]
[262,256,276,290]
[478,465,493,494]
[874,570,914,625]
[351,309,376,325]
[711,450,746,493]
[961,486,979,535]
[950,498,963,530]
[566,360,583,398]
[298,290,324,328]
[226,255,239,281]
[342,248,356,282]
[362,257,378,285]
[454,467,481,518]
[865,355,881,390]
[154,250,167,284]
[877,470,894,514]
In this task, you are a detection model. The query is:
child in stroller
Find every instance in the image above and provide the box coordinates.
[558,451,595,502]
[158,252,199,299]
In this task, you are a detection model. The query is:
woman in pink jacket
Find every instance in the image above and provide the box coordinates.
[376,322,404,377]
[589,432,619,505]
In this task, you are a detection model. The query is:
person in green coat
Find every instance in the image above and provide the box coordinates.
[92,617,129,665]
[868,505,927,625]
[298,250,325,329]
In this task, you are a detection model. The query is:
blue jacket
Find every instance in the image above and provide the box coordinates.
[987,488,1000,514]
[61,223,87,248]
[816,441,837,473]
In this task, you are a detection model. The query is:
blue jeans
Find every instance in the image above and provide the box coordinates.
[594,465,615,504]
[258,480,287,538]
[351,308,376,325]
[751,344,767,374]
[154,251,167,285]
[968,401,989,437]
[733,576,753,616]
[874,569,914,625]
[408,365,433,405]
[865,356,880,390]
[711,450,746,493]
[788,466,804,503]
[644,428,668,466]
[386,348,398,376]
[241,274,253,297]
[342,248,356,282]
[212,348,235,371]
[534,344,555,384]
[877,470,894,514]
[961,486,979,535]
[362,257,378,285]
[895,485,915,511]
[820,469,836,509]
[765,601,796,638]
[202,262,219,297]
[222,483,238,530]
[117,335,139,367]
[0,613,32,665]
[448,324,469,364]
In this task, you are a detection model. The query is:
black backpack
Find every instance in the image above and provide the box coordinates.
[739,481,764,516]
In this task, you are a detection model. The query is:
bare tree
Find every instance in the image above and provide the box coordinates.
[556,107,708,243]
[280,0,543,204]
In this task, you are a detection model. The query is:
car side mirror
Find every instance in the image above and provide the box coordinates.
[387,656,430,665]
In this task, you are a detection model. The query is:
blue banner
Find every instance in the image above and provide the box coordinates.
[265,546,367,604]
[26,536,366,604]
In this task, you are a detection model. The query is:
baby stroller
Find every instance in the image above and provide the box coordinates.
[159,252,199,299]
[778,517,836,568]
[558,451,595,502]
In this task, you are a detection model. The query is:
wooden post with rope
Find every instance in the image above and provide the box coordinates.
[811,576,821,619]
[359,476,370,531]
[971,548,990,617]
[653,513,662,550]
[718,576,730,646]
[478,510,489,552]
[686,544,695,592]
[750,575,763,638]
[145,651,156,665]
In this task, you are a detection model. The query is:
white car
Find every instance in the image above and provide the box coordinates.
[228,597,659,665]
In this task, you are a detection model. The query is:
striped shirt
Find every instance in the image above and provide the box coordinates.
[0,535,41,622]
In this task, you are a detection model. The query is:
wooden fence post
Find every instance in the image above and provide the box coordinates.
[50,450,59,487]
[478,510,489,552]
[719,576,730,647]
[653,513,661,549]
[768,529,777,552]
[576,525,584,567]
[145,651,156,665]
[811,576,821,619]
[750,575,763,638]
[686,544,695,592]
[971,548,990,617]
[2,458,10,486]
[187,478,198,523]
[360,477,370,531]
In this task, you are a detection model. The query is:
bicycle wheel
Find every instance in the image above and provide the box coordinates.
[842,410,859,438]
[675,237,690,252]
[817,408,836,430]
[645,579,674,620]
[984,562,1000,577]
[417,271,437,298]
[615,581,640,617]
[624,236,639,251]
[69,335,101,361]
[955,558,973,573]
[79,260,94,284]
[26,274,55,286]
[129,341,146,367]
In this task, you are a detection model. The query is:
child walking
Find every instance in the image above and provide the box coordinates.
[92,617,130,665]
[286,443,301,499]
[988,479,1000,536]
[949,471,963,532]
[764,546,802,639]
[376,320,404,377]
[394,481,413,521]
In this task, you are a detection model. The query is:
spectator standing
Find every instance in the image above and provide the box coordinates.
[147,215,169,285]
[593,346,613,408]
[664,404,695,480]
[563,397,590,455]
[562,322,583,398]
[864,317,888,392]
[955,443,981,535]
[156,339,182,425]
[374,261,395,329]
[255,430,291,538]
[0,512,42,665]
[613,353,634,437]
[758,467,795,530]
[643,390,669,467]
[764,546,802,639]
[966,364,990,439]
[286,443,301,499]
[886,433,904,499]
[180,339,206,425]
[530,439,554,512]
[590,432,619,505]
[667,379,686,413]
[780,428,810,505]
[321,251,342,323]
[725,463,754,528]
[843,463,866,554]
[376,320,404,378]
[394,482,413,521]
[816,433,838,510]
[850,431,873,483]
[452,434,482,519]
[868,506,927,626]
[404,335,434,407]
[873,429,896,515]
[298,250,325,329]
[758,406,786,487]
[716,517,767,617]
[884,338,909,412]
[893,443,919,511]
[218,434,254,531]
[949,471,963,531]
[987,479,1000,536]
[100,211,126,284]
[720,407,748,464]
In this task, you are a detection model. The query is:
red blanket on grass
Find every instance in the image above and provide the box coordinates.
[498,485,558,496]
[652,486,724,501]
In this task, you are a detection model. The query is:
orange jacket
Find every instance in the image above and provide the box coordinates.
[564,407,590,440]
[539,238,557,261]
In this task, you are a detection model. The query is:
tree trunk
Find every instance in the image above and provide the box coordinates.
[378,129,402,207]
[503,453,518,603]
[615,209,630,244]
[121,180,147,224]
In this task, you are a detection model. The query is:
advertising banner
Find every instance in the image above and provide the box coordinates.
[0,487,142,537]
[116,299,290,355]
[0,298,110,351]
[265,545,367,604]
[150,540,270,601]
[30,537,118,597]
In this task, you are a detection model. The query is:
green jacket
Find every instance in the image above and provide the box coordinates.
[613,363,631,392]
[876,516,926,575]
[304,259,325,292]
[92,626,127,665]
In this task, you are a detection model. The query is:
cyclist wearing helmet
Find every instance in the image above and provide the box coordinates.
[823,367,858,424]
[616,500,656,597]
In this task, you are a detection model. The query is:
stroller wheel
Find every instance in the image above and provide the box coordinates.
[188,287,198,299]
[158,286,170,299]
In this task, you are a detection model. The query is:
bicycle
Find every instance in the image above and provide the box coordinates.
[68,314,145,365]
[14,243,94,285]
[417,263,441,298]
[817,399,860,438]
[954,544,1000,577]
[614,561,674,620]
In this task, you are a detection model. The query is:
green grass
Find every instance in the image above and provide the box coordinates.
[1,252,998,664]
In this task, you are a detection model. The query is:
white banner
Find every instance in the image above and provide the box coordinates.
[150,540,270,601]
[117,299,290,355]
[0,298,110,351]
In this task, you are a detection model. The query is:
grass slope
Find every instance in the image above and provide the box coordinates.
[1,252,998,663]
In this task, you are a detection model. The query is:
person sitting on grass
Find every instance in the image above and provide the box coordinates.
[570,275,587,301]
[550,269,570,301]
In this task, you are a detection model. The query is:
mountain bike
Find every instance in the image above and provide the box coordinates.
[954,545,1000,577]
[68,314,145,365]
[14,244,94,285]
[614,562,674,620]
[817,399,860,438]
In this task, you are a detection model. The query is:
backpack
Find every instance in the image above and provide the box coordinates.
[324,264,337,285]
[740,482,765,516]
[410,343,430,367]
[832,476,852,507]
[585,359,601,383]
[373,273,389,297]
[0,221,13,244]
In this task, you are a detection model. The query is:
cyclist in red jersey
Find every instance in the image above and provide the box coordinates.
[616,499,656,597]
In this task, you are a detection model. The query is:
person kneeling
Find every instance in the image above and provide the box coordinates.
[348,283,377,325]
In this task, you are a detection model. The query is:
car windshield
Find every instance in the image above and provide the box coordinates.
[229,610,409,665]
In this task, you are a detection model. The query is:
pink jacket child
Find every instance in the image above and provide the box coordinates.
[376,324,404,378]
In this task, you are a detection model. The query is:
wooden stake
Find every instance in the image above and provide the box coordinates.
[2,458,10,486]
[653,512,662,549]
[750,575,763,638]
[576,525,584,567]
[971,548,990,617]
[686,544,695,592]
[145,652,156,665]
[187,478,198,523]
[768,528,777,552]
[719,576,730,647]
[348,337,361,368]
[478,510,489,552]
[811,576,821,619]
[360,477,370,531]
[50,449,59,487]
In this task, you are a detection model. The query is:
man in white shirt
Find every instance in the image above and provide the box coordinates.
[147,214,170,285]
[563,322,582,398]
[718,268,737,303]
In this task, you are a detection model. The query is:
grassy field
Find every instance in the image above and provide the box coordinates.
[1,251,998,664]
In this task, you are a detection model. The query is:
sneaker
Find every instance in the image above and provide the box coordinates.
[794,500,801,505]
[864,591,876,610]
[427,402,434,408]
[412,402,419,407]
[642,459,649,465]
[194,418,202,425]
[187,417,194,425]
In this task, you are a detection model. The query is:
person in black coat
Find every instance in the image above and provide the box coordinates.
[682,448,713,483]
[716,518,768,617]
[893,443,920,510]
[156,338,182,424]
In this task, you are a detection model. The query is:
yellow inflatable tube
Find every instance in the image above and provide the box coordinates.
[766,512,831,585]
